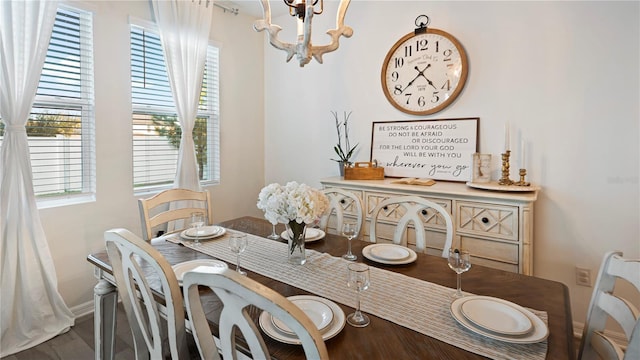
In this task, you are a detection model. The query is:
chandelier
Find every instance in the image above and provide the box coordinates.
[254,0,353,67]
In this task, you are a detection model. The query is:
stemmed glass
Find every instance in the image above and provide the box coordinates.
[229,233,248,276]
[448,248,471,298]
[267,221,279,240]
[189,212,205,246]
[341,222,358,261]
[346,263,370,327]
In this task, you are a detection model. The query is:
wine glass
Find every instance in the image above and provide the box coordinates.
[346,263,370,327]
[267,221,279,240]
[229,233,248,276]
[448,248,471,298]
[341,222,358,261]
[189,212,206,246]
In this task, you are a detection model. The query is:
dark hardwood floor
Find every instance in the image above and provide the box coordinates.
[2,304,135,360]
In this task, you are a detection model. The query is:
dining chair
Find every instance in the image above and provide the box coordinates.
[183,267,329,360]
[578,251,640,360]
[138,188,213,241]
[369,195,454,257]
[105,228,190,359]
[318,187,364,239]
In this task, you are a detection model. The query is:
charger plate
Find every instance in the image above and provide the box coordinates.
[259,295,345,345]
[363,244,417,265]
[280,228,326,243]
[171,259,228,285]
[450,296,548,344]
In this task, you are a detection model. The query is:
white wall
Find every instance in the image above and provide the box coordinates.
[262,0,640,325]
[39,0,265,310]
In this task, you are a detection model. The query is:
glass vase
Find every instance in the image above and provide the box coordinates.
[285,221,307,265]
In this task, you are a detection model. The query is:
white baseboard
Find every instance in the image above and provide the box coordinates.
[573,320,628,349]
[70,300,96,320]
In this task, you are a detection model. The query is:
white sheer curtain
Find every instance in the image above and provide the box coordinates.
[0,1,75,356]
[152,0,214,191]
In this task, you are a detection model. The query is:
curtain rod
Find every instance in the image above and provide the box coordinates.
[214,2,239,15]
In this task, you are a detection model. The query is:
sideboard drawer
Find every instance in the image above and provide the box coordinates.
[456,201,518,241]
[460,235,519,266]
[365,191,452,230]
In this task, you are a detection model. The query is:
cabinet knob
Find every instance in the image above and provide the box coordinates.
[482,217,489,224]
[383,206,388,211]
[421,209,428,215]
[339,199,345,204]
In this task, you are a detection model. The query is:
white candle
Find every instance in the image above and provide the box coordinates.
[521,139,526,169]
[504,122,510,152]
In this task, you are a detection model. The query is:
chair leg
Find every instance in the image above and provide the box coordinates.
[94,279,118,360]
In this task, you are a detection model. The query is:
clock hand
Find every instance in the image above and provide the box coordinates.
[415,65,438,90]
[401,64,432,94]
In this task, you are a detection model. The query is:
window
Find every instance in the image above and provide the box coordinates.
[0,6,95,200]
[131,24,220,191]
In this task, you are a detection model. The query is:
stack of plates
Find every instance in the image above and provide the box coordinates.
[171,259,228,285]
[280,228,326,243]
[180,225,226,241]
[362,243,417,265]
[450,295,549,343]
[259,295,346,344]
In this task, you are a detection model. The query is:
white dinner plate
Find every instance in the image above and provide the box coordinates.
[450,296,549,344]
[460,297,533,335]
[171,259,228,285]
[362,244,417,265]
[259,295,345,345]
[369,243,412,261]
[271,297,334,335]
[280,228,326,243]
[181,226,226,240]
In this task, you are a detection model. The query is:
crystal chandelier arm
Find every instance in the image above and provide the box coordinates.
[310,0,353,64]
[254,0,297,62]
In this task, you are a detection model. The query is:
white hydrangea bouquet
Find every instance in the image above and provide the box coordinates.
[257,182,329,264]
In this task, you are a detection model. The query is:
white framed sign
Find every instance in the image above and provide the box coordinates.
[370,118,479,181]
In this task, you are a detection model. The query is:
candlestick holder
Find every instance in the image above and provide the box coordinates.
[515,168,530,186]
[498,151,514,186]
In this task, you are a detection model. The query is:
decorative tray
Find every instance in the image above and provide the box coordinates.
[466,181,540,192]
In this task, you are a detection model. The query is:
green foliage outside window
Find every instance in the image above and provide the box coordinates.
[151,115,208,180]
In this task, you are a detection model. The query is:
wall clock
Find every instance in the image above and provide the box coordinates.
[381,16,468,116]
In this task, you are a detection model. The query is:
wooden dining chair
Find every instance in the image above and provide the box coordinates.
[369,195,454,257]
[578,251,640,360]
[318,187,364,239]
[183,267,329,360]
[105,228,190,359]
[138,188,213,241]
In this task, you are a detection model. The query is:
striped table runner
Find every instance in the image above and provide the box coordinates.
[167,231,547,360]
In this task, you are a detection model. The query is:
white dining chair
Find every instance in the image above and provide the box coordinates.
[369,195,454,257]
[138,188,213,241]
[318,187,364,239]
[105,228,190,359]
[578,251,640,360]
[183,267,329,360]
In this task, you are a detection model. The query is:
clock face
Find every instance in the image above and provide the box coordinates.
[381,29,468,115]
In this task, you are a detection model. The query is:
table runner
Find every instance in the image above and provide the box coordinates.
[167,232,548,360]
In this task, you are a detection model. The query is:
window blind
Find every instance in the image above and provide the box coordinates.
[0,6,95,199]
[131,25,220,190]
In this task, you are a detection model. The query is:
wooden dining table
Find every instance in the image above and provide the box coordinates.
[87,216,574,360]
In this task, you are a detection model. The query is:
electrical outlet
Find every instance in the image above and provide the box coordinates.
[576,267,592,287]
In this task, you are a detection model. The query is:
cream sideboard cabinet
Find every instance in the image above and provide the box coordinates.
[320,177,538,275]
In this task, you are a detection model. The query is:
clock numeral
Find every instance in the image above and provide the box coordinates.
[416,39,428,52]
[394,57,404,68]
[391,71,399,82]
[441,79,451,91]
[404,44,412,57]
[443,49,453,62]
[394,85,403,95]
[404,93,412,105]
[435,40,439,53]
[431,92,440,103]
[417,96,426,107]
